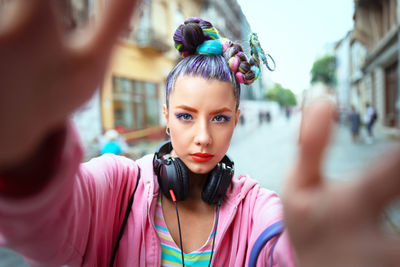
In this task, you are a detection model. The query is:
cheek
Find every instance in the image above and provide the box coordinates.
[212,124,235,149]
[169,119,189,140]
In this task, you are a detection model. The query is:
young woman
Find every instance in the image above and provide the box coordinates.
[1,1,399,267]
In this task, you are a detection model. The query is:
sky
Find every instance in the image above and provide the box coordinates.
[237,0,354,94]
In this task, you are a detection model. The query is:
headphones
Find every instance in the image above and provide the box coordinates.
[153,140,234,204]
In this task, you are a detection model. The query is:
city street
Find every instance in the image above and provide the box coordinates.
[229,110,400,232]
[230,111,397,194]
[1,111,399,266]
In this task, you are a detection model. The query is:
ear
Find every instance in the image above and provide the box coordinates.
[234,108,241,126]
[163,104,169,125]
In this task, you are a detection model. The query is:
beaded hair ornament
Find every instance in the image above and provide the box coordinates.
[174,19,275,85]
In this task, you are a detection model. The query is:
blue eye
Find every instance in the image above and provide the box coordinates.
[176,113,193,121]
[213,115,231,123]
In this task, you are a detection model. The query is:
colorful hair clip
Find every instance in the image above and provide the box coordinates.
[235,72,246,84]
[196,39,223,56]
[202,26,220,40]
[228,56,240,73]
[251,65,261,81]
[250,33,276,71]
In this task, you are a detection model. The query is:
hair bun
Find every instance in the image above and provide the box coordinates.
[174,18,210,57]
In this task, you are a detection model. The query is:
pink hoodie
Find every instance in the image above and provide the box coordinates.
[0,124,296,266]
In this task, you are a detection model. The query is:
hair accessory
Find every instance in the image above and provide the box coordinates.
[179,51,189,58]
[250,33,276,71]
[235,72,246,84]
[202,26,220,40]
[251,65,261,81]
[197,39,223,56]
[228,56,239,73]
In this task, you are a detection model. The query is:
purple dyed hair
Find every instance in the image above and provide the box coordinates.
[165,55,241,110]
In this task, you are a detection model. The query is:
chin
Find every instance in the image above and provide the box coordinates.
[187,162,215,175]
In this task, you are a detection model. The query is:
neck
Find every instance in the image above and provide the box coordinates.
[185,170,208,202]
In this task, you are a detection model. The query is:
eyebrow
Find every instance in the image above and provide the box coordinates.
[175,105,198,113]
[210,107,233,115]
[175,105,232,115]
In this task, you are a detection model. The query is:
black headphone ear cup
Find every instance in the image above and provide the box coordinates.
[202,161,233,204]
[169,158,189,201]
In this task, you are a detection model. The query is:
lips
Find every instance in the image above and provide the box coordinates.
[190,153,214,162]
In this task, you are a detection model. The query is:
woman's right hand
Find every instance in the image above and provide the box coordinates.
[0,0,139,168]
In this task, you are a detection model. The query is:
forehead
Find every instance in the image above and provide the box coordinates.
[169,75,237,109]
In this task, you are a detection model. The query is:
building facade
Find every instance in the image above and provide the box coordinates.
[100,0,203,142]
[334,31,352,121]
[352,0,399,134]
[59,0,259,148]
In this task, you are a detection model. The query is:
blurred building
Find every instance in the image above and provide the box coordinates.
[100,0,201,143]
[334,31,352,121]
[352,0,400,134]
[334,30,369,122]
[59,0,260,150]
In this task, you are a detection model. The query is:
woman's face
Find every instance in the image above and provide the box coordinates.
[163,75,240,174]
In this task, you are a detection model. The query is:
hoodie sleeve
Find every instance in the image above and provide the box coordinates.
[250,186,297,267]
[0,122,140,266]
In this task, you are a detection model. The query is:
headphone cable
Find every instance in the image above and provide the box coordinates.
[170,190,185,267]
[208,200,221,267]
[170,190,221,267]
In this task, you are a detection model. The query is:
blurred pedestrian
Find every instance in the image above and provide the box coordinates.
[258,110,264,124]
[364,102,377,144]
[348,106,361,143]
[99,129,127,155]
[265,110,271,123]
[285,106,292,120]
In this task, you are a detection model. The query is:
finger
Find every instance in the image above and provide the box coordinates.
[0,0,54,40]
[374,235,400,266]
[292,101,336,188]
[355,146,400,215]
[77,0,141,54]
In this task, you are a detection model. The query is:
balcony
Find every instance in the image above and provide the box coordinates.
[134,27,170,53]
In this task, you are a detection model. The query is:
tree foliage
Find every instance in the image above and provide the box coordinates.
[265,83,297,107]
[310,55,336,86]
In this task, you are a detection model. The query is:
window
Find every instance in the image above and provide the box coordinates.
[113,77,160,131]
[384,62,398,127]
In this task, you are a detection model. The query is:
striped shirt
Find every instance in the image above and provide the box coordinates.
[154,194,215,267]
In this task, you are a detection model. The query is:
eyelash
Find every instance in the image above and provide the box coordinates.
[175,113,193,121]
[212,115,231,123]
[175,113,231,123]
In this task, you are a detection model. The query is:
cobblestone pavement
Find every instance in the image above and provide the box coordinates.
[1,112,399,266]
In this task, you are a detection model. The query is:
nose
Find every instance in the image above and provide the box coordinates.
[194,120,212,146]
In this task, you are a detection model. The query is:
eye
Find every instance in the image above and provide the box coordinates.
[212,114,231,123]
[175,113,193,121]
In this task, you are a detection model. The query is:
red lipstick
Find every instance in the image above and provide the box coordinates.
[190,153,214,162]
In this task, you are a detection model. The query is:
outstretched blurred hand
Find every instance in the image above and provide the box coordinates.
[283,101,400,267]
[0,0,139,168]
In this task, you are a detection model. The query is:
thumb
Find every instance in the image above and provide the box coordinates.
[293,101,336,188]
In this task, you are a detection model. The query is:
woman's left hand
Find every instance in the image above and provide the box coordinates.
[282,101,400,267]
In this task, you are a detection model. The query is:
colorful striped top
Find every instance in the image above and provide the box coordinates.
[154,194,215,267]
